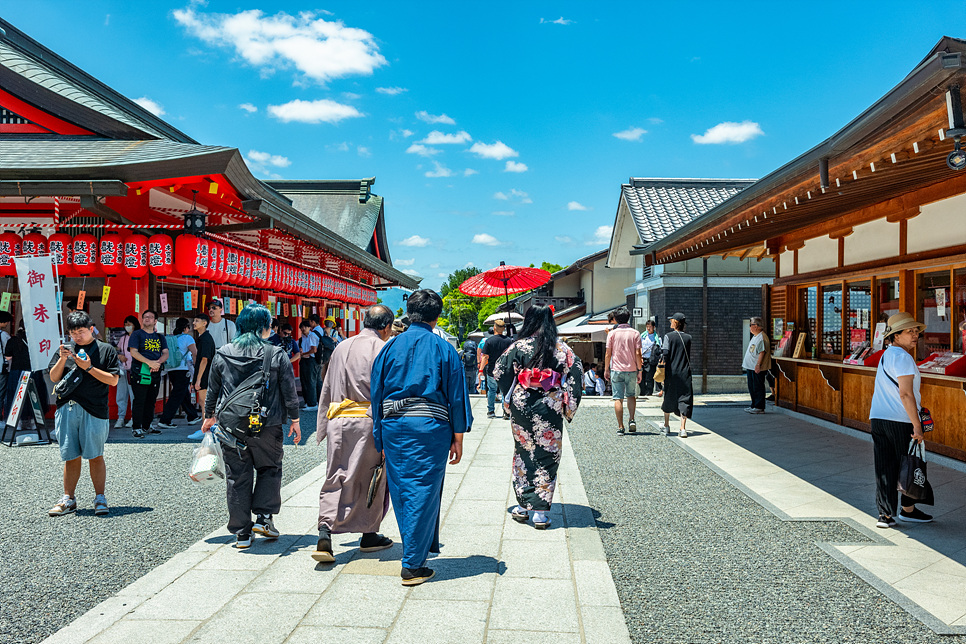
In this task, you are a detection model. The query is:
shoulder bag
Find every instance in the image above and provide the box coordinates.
[882,365,933,432]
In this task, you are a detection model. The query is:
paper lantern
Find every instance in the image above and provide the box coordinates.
[255,257,267,289]
[175,235,203,278]
[206,240,219,281]
[21,231,47,257]
[97,233,122,276]
[225,247,238,284]
[123,234,148,280]
[48,232,74,277]
[72,233,98,276]
[214,243,227,283]
[0,233,20,277]
[239,251,253,287]
[148,234,173,279]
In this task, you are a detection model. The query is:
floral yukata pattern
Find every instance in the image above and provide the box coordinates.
[493,337,582,511]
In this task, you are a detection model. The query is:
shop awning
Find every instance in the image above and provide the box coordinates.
[557,315,610,341]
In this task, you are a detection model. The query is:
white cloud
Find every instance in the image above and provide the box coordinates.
[357,146,371,157]
[238,102,258,113]
[469,140,518,160]
[416,110,456,125]
[510,188,532,204]
[463,168,479,176]
[406,143,440,157]
[492,211,515,216]
[472,233,502,246]
[342,91,362,100]
[425,161,454,178]
[419,130,471,145]
[377,86,408,95]
[401,129,414,137]
[504,160,528,173]
[326,141,350,152]
[691,120,764,144]
[429,263,440,269]
[612,126,647,141]
[587,225,613,246]
[493,191,509,200]
[398,235,430,247]
[172,8,387,85]
[401,268,421,277]
[463,261,475,269]
[267,99,363,124]
[133,96,165,116]
[555,235,574,244]
[540,16,573,25]
[437,272,447,278]
[567,201,588,211]
[246,149,291,167]
[396,258,415,266]
[648,117,664,124]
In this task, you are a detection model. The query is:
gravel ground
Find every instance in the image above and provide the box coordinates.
[0,409,322,644]
[568,402,951,644]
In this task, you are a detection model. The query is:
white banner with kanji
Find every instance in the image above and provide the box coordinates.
[15,255,60,372]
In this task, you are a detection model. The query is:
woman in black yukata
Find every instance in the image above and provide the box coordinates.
[494,306,582,529]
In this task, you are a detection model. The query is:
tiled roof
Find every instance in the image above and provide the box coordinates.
[622,178,756,244]
[0,140,233,176]
[267,181,384,252]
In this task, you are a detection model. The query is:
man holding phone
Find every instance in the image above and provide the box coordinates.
[47,311,120,517]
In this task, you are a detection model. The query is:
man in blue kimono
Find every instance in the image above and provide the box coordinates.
[371,289,472,586]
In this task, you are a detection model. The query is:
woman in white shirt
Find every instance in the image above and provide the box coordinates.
[869,312,931,528]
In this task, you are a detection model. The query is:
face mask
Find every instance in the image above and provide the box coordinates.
[125,325,135,333]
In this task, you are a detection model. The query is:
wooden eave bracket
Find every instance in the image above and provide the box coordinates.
[776,359,797,383]
[886,206,922,223]
[818,363,841,391]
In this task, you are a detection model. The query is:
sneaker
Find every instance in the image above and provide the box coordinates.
[303,405,318,412]
[750,408,765,414]
[486,412,496,419]
[125,419,133,428]
[48,495,77,516]
[148,425,162,434]
[93,494,109,516]
[660,425,670,436]
[401,566,435,586]
[628,419,637,433]
[360,533,394,552]
[114,419,126,430]
[235,533,252,549]
[502,413,510,420]
[252,515,280,539]
[743,407,756,414]
[897,508,933,523]
[311,536,335,563]
[876,515,896,529]
[187,429,205,441]
[132,429,145,439]
[157,422,177,430]
[185,417,202,425]
[510,506,529,523]
[678,429,688,438]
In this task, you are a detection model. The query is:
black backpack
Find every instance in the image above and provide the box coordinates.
[314,328,336,364]
[213,348,274,447]
[461,349,477,369]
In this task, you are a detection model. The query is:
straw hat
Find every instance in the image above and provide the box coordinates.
[884,312,926,339]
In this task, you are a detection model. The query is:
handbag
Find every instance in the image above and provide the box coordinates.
[653,363,666,383]
[367,458,385,508]
[898,439,934,505]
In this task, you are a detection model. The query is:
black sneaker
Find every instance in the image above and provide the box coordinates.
[148,425,162,434]
[617,427,625,435]
[253,515,280,539]
[401,566,435,586]
[236,533,252,549]
[360,533,393,552]
[897,508,933,523]
[486,412,496,419]
[876,515,896,529]
[628,419,637,433]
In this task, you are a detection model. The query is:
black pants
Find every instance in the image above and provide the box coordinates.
[224,424,283,535]
[131,379,161,430]
[160,370,198,424]
[871,418,919,518]
[642,361,658,396]
[746,369,766,410]
[299,358,319,407]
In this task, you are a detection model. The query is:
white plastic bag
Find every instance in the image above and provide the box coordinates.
[188,431,226,486]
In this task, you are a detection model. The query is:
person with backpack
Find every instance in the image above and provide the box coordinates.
[157,317,201,430]
[459,340,478,394]
[309,314,336,392]
[201,304,300,549]
[297,320,320,411]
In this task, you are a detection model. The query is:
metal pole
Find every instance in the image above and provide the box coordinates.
[702,257,708,394]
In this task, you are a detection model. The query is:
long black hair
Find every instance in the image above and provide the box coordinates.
[518,305,558,369]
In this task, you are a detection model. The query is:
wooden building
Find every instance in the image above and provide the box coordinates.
[635,37,966,461]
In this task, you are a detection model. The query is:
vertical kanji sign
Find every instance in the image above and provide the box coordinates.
[15,255,61,372]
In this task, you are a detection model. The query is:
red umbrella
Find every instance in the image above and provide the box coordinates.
[458,261,551,312]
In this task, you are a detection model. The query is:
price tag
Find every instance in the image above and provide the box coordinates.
[191,290,199,309]
[0,293,10,312]
[312,306,318,315]
[183,291,193,310]
[229,298,237,315]
[159,292,169,313]
[76,290,86,309]
[135,293,140,314]
[100,286,110,306]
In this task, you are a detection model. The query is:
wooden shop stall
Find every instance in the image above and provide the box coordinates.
[636,37,966,461]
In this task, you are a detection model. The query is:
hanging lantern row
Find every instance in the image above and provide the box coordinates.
[0,231,377,304]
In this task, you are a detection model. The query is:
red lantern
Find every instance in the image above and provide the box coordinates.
[123,234,148,280]
[206,240,218,281]
[148,234,173,279]
[0,233,20,277]
[98,233,122,276]
[72,233,98,276]
[175,235,202,278]
[48,232,74,277]
[22,231,47,257]
[254,256,266,289]
[213,243,226,283]
[225,247,238,284]
[240,251,253,287]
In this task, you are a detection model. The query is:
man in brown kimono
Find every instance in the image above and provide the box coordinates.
[312,305,395,563]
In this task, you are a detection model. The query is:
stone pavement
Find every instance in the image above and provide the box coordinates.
[662,402,966,635]
[42,397,631,644]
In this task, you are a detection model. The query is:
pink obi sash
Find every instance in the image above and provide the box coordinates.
[517,368,562,391]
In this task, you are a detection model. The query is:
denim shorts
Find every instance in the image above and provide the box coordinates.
[55,401,110,461]
[611,370,638,399]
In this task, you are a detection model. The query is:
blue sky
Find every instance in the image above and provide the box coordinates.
[5,2,965,295]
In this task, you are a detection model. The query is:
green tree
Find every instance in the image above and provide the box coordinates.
[439,267,481,297]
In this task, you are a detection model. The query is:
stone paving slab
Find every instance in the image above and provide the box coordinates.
[41,398,631,644]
